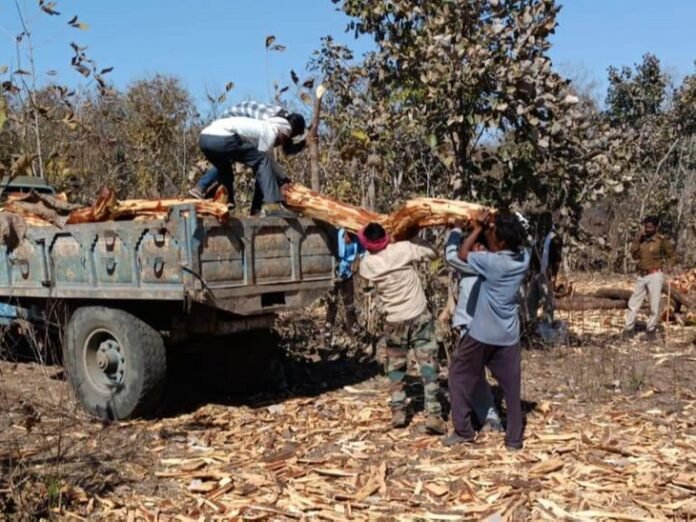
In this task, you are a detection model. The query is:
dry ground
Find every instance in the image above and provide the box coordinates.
[1,275,695,521]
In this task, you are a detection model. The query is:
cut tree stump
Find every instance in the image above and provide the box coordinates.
[282,183,491,240]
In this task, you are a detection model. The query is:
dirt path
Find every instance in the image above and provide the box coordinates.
[1,296,695,520]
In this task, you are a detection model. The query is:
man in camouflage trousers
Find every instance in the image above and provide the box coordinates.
[383,312,442,427]
[358,222,446,434]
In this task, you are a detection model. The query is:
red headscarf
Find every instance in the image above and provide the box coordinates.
[358,225,390,253]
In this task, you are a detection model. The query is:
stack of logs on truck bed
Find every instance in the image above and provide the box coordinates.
[0,187,230,228]
[0,183,490,241]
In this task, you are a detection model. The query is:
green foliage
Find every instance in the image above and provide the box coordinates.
[606,54,666,125]
[318,0,630,232]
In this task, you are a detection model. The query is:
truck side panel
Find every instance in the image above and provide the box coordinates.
[0,206,333,315]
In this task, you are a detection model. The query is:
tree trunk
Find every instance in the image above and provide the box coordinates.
[308,92,323,192]
[367,166,376,211]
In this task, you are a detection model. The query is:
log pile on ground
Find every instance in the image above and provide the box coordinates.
[557,281,696,318]
[671,269,696,294]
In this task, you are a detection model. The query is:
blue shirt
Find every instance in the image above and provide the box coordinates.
[336,228,364,280]
[467,249,530,346]
[444,229,481,332]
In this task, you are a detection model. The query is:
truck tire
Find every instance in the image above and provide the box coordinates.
[64,306,166,420]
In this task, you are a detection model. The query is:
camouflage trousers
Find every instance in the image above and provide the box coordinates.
[325,277,357,332]
[384,310,442,416]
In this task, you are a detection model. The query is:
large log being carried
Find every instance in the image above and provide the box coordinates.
[282,183,490,240]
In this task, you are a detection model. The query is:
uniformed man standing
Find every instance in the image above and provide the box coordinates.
[623,216,675,341]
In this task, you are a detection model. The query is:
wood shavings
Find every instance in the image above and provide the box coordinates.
[2,275,694,520]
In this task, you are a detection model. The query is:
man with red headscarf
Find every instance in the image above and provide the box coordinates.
[358,222,447,434]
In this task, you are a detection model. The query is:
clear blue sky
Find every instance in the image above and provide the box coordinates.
[1,0,695,110]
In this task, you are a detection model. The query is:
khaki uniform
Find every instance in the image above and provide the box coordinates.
[625,233,675,333]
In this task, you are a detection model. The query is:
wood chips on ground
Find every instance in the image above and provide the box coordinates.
[59,384,695,521]
[1,275,695,521]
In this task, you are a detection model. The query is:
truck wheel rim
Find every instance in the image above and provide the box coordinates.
[83,329,126,394]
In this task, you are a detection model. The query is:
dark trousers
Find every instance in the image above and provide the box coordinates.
[196,134,282,205]
[449,335,523,448]
[325,277,357,331]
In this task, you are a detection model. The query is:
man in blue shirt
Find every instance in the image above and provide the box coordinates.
[325,228,364,344]
[444,212,530,450]
[445,227,503,433]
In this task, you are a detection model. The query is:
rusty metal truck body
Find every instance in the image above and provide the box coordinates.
[0,203,334,419]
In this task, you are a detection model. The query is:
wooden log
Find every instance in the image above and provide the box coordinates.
[6,190,81,212]
[65,187,117,224]
[65,187,229,225]
[282,183,490,240]
[2,200,65,227]
[556,296,628,311]
[593,288,633,301]
[593,285,692,311]
[663,283,695,310]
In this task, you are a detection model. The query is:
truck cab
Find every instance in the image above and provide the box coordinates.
[0,175,56,197]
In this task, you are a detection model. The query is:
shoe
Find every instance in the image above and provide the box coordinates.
[188,187,205,199]
[622,328,637,340]
[262,203,297,218]
[391,410,407,429]
[442,432,475,447]
[644,330,658,342]
[481,417,505,433]
[425,415,447,435]
[505,441,523,451]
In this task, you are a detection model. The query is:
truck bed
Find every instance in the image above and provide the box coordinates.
[0,204,334,316]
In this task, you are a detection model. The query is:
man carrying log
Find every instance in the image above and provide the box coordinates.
[444,226,503,433]
[189,101,306,217]
[444,212,530,450]
[357,223,447,434]
[324,228,364,345]
[623,216,675,342]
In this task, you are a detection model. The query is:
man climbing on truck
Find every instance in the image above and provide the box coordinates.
[189,101,306,217]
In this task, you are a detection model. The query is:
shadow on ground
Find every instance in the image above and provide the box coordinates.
[159,328,382,417]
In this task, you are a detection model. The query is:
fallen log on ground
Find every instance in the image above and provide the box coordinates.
[593,285,692,311]
[592,288,633,301]
[662,284,696,310]
[282,183,490,240]
[556,296,629,311]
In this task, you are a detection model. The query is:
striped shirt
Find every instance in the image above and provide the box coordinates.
[223,101,289,121]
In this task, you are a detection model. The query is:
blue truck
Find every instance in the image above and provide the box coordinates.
[0,177,334,420]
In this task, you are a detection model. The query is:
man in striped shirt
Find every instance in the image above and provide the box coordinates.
[190,101,306,217]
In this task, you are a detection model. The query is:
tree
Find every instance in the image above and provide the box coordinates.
[606,54,667,125]
[0,0,111,188]
[320,0,627,231]
[120,75,199,198]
